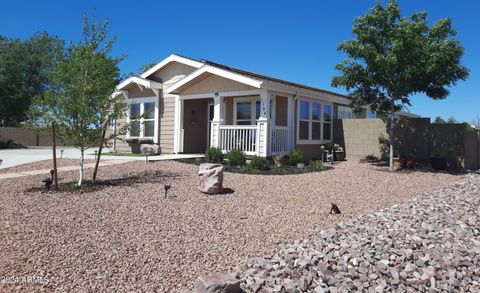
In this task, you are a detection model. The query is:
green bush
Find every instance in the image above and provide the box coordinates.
[288,150,304,165]
[227,149,246,166]
[205,147,223,163]
[309,160,326,171]
[249,155,270,171]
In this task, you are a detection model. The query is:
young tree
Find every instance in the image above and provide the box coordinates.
[433,116,446,124]
[0,33,63,126]
[332,0,469,171]
[36,14,123,186]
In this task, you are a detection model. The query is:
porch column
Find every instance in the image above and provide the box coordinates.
[287,96,294,151]
[257,90,271,157]
[174,96,184,153]
[210,93,224,148]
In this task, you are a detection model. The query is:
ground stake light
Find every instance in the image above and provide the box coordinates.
[42,170,55,192]
[164,184,171,198]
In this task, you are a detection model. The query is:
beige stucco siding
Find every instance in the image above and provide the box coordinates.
[147,61,197,85]
[181,74,257,95]
[159,95,175,154]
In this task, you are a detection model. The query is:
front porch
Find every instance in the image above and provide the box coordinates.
[177,90,294,157]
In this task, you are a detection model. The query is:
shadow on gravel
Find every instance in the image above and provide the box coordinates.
[25,170,183,194]
[359,159,467,176]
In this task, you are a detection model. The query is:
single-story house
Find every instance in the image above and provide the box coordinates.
[111,54,418,159]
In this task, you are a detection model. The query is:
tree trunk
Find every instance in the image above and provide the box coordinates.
[93,116,109,182]
[388,100,395,172]
[78,148,85,186]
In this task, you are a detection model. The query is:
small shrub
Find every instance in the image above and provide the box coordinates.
[205,147,223,163]
[365,155,379,162]
[0,136,13,149]
[227,149,246,166]
[288,150,304,165]
[273,155,285,167]
[309,160,326,171]
[249,155,270,171]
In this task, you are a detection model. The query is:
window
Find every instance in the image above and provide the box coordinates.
[299,101,309,140]
[234,98,262,125]
[338,105,356,119]
[297,99,333,143]
[143,102,155,137]
[128,101,156,138]
[129,104,141,137]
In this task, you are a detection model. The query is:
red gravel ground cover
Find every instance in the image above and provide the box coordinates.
[0,159,461,292]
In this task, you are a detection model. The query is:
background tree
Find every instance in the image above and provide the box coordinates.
[0,33,63,126]
[137,61,158,75]
[433,116,446,124]
[447,116,458,124]
[35,14,124,186]
[332,0,469,171]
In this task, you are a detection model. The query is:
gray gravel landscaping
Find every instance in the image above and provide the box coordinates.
[235,173,480,293]
[0,159,462,292]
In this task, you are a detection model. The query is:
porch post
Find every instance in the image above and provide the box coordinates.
[287,96,294,151]
[257,90,271,157]
[210,93,224,148]
[174,96,184,153]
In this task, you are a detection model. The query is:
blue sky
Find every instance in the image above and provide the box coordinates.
[1,0,478,122]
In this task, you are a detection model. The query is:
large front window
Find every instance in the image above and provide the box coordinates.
[129,101,156,138]
[297,99,333,143]
[235,98,262,125]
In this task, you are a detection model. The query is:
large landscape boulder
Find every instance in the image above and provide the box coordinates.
[194,273,241,293]
[198,163,223,194]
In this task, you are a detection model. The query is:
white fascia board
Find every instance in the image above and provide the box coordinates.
[116,76,163,91]
[166,65,262,94]
[261,81,349,105]
[140,54,204,79]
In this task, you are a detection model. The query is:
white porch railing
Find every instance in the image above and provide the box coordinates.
[218,125,258,155]
[271,126,290,155]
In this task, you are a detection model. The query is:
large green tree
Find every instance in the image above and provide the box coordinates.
[36,15,124,186]
[332,0,469,170]
[0,33,63,126]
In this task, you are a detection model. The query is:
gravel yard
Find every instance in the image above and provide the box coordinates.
[237,173,480,293]
[0,159,461,292]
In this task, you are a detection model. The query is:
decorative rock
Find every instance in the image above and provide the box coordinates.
[198,163,224,194]
[194,273,241,293]
[232,174,480,293]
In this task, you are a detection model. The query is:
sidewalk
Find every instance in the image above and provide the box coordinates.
[0,159,131,180]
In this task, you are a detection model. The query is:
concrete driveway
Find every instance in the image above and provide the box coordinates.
[0,147,203,169]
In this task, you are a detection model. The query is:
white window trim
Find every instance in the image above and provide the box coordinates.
[296,98,333,145]
[126,96,158,143]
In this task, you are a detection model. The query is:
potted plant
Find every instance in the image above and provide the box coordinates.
[288,150,304,168]
[333,144,345,161]
[125,138,154,154]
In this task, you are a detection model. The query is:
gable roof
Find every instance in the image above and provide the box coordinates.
[137,54,348,99]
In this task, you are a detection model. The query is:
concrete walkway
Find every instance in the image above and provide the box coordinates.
[0,159,131,180]
[0,148,204,169]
